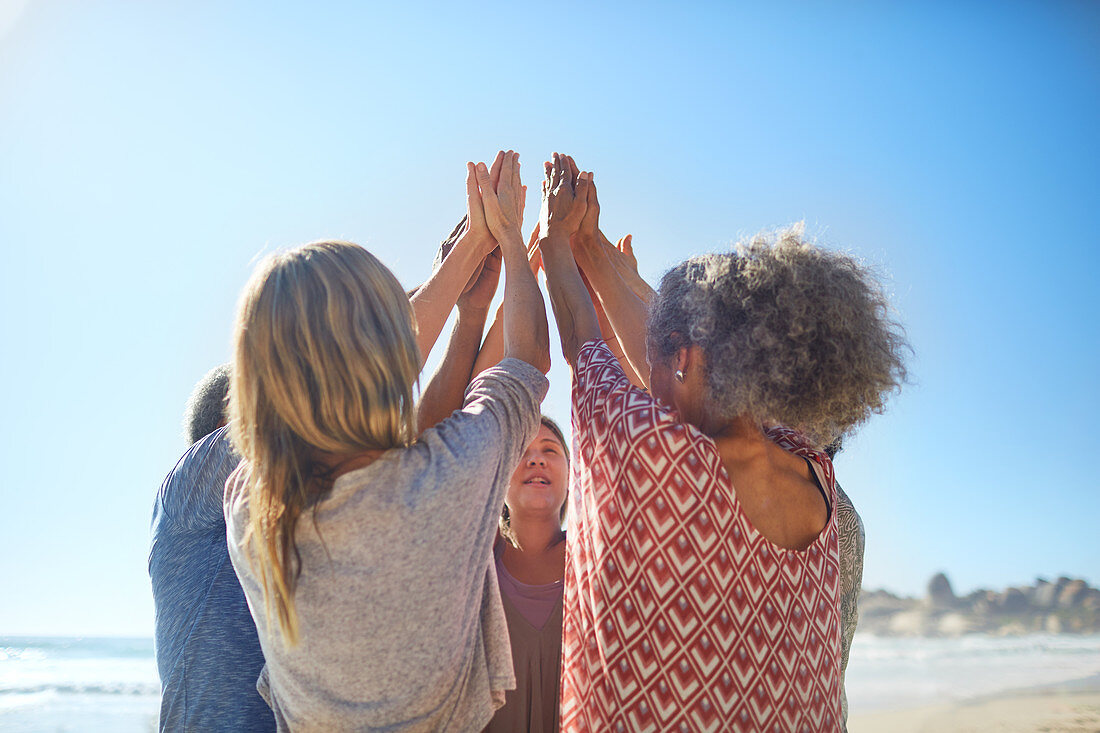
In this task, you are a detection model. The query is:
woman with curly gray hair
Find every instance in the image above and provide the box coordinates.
[537,154,906,732]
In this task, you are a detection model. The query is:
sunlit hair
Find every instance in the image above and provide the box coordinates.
[228,240,420,646]
[648,225,909,446]
[500,415,569,547]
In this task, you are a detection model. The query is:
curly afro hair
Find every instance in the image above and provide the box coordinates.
[647,225,909,446]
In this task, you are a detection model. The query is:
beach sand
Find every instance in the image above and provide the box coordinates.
[848,676,1100,732]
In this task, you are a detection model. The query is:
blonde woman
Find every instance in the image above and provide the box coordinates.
[225,152,550,731]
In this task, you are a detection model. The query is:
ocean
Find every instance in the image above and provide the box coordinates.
[2,633,1099,730]
[0,637,158,732]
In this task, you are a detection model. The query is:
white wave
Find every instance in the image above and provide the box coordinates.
[0,647,46,663]
[846,633,1100,710]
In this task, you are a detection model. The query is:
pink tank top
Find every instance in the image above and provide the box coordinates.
[494,539,564,629]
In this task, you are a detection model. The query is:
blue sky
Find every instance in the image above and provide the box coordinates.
[0,1,1096,636]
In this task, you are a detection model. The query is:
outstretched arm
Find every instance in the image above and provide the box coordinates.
[477,151,550,372]
[417,248,501,431]
[559,154,654,305]
[407,167,498,366]
[471,224,545,377]
[567,160,652,386]
[580,268,646,389]
[538,153,601,368]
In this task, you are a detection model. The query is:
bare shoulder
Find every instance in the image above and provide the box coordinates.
[720,440,829,552]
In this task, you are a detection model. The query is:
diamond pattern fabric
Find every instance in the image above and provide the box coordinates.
[561,340,842,732]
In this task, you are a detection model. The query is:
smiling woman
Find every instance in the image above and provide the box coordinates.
[499,417,570,550]
[488,415,570,733]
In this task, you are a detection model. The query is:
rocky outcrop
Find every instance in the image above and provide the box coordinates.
[858,574,1100,637]
[1059,579,1089,609]
[926,572,956,610]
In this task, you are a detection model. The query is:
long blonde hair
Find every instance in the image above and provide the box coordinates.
[229,240,420,645]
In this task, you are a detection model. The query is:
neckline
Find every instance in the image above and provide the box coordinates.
[493,539,565,592]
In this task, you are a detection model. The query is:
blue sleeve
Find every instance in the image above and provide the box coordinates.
[157,426,240,533]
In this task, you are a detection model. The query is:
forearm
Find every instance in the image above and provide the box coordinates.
[581,270,645,388]
[500,234,551,372]
[574,239,651,386]
[604,332,646,389]
[416,306,490,431]
[540,234,601,367]
[474,231,542,377]
[471,304,505,377]
[613,259,656,304]
[409,243,485,367]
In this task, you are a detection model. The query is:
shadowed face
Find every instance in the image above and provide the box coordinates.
[646,335,710,429]
[647,335,677,411]
[506,424,568,520]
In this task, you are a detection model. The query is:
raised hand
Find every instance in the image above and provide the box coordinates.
[432,215,468,272]
[457,248,502,314]
[539,153,589,241]
[461,164,497,259]
[563,153,580,189]
[537,156,653,377]
[489,151,527,231]
[616,234,637,274]
[468,150,549,372]
[475,150,524,245]
[407,161,506,366]
[576,164,600,246]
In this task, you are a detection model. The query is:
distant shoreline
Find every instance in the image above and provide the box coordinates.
[848,673,1100,732]
[860,573,1100,637]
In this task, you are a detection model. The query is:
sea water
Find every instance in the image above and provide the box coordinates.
[845,632,1100,711]
[2,633,1100,729]
[0,637,158,732]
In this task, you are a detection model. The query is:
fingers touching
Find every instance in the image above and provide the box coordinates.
[564,155,580,189]
[579,172,599,237]
[473,150,524,242]
[540,152,592,238]
[467,150,604,249]
[466,163,487,231]
[489,150,505,191]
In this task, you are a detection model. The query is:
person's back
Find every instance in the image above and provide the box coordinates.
[714,427,831,552]
[560,340,844,731]
[532,160,908,732]
[149,425,274,732]
[225,359,547,730]
[223,153,550,732]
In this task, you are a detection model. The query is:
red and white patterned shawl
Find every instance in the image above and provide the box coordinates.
[561,340,842,733]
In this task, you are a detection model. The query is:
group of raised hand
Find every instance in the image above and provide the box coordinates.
[424,149,655,391]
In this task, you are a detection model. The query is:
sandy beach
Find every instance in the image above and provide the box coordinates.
[848,675,1100,732]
